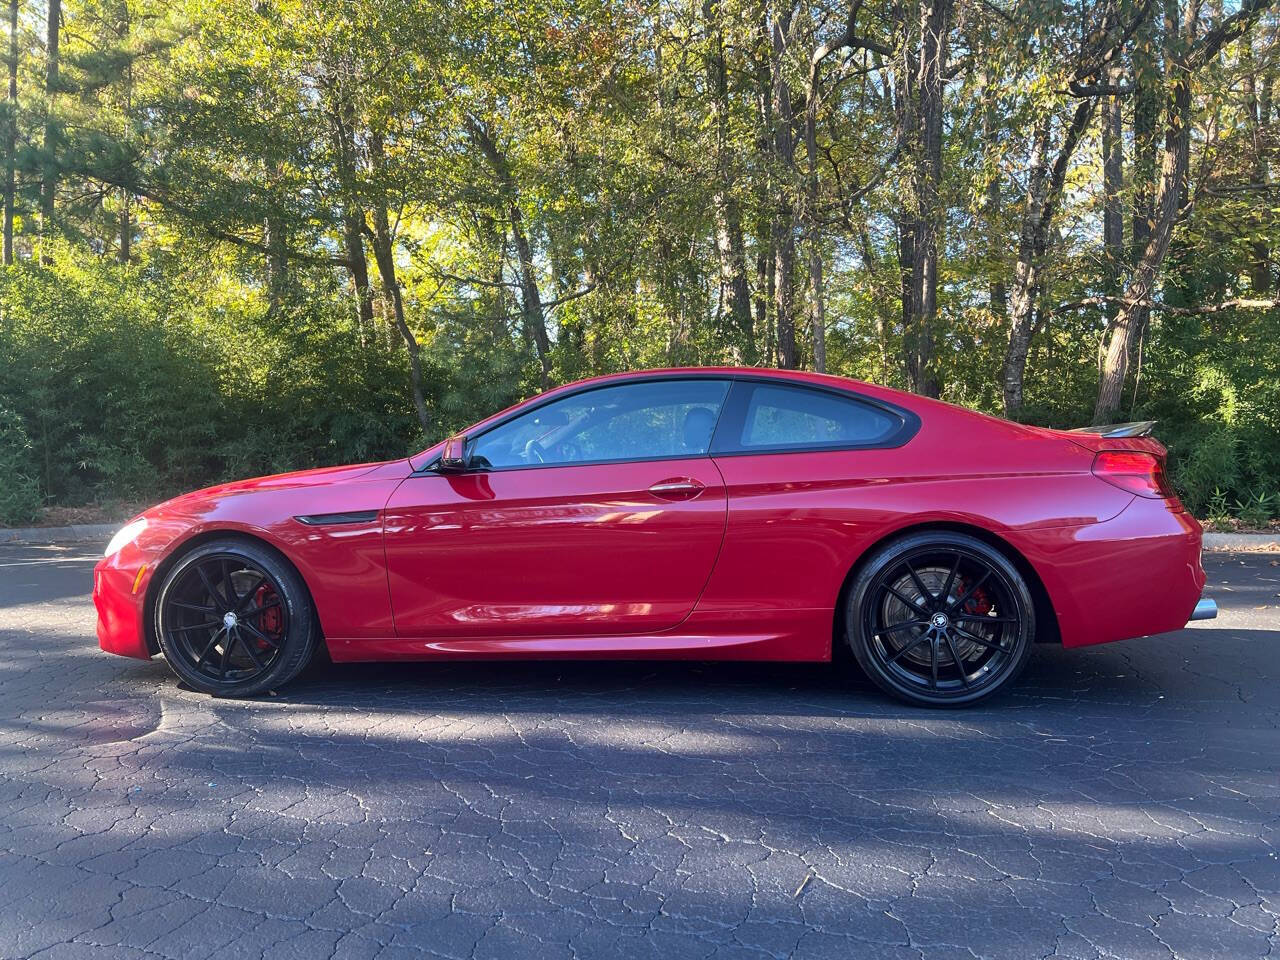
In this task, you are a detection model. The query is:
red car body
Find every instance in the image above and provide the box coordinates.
[94,368,1207,667]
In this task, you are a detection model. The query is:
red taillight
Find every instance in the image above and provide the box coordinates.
[1091,450,1174,499]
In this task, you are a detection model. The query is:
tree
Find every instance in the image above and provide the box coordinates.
[1095,0,1277,423]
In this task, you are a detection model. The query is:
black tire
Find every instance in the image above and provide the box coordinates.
[844,531,1035,707]
[154,537,317,697]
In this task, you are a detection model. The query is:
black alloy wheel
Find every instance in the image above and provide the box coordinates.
[845,532,1035,707]
[155,538,317,697]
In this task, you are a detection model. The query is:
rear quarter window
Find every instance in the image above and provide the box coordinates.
[714,382,906,453]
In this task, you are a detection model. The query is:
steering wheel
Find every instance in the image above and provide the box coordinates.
[523,438,546,463]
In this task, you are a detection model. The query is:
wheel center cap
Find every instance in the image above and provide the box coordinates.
[930,612,950,629]
[223,611,238,630]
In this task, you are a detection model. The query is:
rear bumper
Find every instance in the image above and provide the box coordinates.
[93,554,154,659]
[1019,496,1206,648]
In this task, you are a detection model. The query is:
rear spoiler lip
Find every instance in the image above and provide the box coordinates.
[1065,420,1157,439]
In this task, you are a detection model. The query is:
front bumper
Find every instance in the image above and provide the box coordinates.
[93,554,154,659]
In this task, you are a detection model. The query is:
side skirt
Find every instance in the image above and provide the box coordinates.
[324,608,833,663]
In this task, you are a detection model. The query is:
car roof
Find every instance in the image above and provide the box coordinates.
[410,365,1034,470]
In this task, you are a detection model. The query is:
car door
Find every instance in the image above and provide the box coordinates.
[696,379,918,616]
[382,377,731,640]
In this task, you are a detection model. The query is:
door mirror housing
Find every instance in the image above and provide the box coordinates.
[438,435,469,472]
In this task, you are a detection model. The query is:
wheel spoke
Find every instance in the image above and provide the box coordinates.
[948,569,992,612]
[953,624,1005,651]
[234,576,266,612]
[885,633,931,664]
[171,620,221,633]
[222,561,244,612]
[884,584,929,616]
[194,565,226,610]
[194,627,225,668]
[881,619,926,634]
[942,633,971,688]
[940,553,961,604]
[240,599,281,620]
[929,638,938,689]
[219,628,234,679]
[235,628,266,669]
[170,600,217,615]
[238,619,280,650]
[222,560,237,609]
[903,561,934,604]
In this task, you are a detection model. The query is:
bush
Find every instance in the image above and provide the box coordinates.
[0,405,42,525]
[0,253,425,508]
[1170,428,1240,516]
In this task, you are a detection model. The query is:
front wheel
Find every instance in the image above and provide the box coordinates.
[154,538,317,697]
[844,532,1035,707]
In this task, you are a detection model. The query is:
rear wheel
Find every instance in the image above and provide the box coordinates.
[154,538,316,697]
[845,532,1035,707]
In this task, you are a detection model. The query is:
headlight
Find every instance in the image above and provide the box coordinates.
[104,518,148,558]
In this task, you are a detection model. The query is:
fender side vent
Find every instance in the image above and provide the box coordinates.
[294,511,379,526]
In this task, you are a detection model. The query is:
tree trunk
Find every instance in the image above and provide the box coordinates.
[1001,121,1049,419]
[755,246,771,366]
[704,0,755,363]
[467,117,552,388]
[325,92,375,331]
[364,131,430,432]
[903,0,950,398]
[262,211,288,310]
[3,0,17,265]
[369,209,430,434]
[118,0,131,264]
[981,66,1005,317]
[509,201,551,390]
[343,210,374,331]
[1002,98,1095,418]
[1102,63,1125,309]
[1242,40,1271,292]
[804,69,825,373]
[1095,71,1191,423]
[1094,0,1273,422]
[770,3,797,369]
[896,215,914,383]
[40,0,59,264]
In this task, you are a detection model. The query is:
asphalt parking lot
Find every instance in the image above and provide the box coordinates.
[0,543,1276,960]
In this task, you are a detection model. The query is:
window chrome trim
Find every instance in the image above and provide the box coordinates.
[413,373,920,476]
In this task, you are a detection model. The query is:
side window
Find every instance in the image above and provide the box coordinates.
[715,383,901,453]
[469,379,730,469]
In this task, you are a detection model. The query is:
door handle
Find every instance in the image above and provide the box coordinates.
[648,478,705,501]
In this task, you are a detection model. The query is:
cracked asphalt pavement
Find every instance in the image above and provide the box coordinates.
[0,543,1277,960]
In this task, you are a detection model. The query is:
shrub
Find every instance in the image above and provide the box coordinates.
[0,405,42,525]
[1169,428,1240,516]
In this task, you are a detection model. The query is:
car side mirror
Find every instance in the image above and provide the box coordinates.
[438,435,469,472]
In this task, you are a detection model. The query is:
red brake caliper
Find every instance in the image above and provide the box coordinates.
[252,584,284,649]
[956,578,992,616]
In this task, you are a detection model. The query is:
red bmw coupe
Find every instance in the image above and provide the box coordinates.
[93,367,1215,707]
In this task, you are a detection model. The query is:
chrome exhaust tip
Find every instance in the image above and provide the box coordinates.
[1190,598,1218,621]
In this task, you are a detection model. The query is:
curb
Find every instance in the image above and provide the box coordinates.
[0,523,118,545]
[1202,532,1280,552]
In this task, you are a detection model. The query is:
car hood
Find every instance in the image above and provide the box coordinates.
[145,459,412,517]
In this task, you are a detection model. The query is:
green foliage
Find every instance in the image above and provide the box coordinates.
[0,0,1275,525]
[1234,489,1278,528]
[0,404,43,525]
[1205,487,1232,526]
[0,252,422,510]
[1168,428,1240,516]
